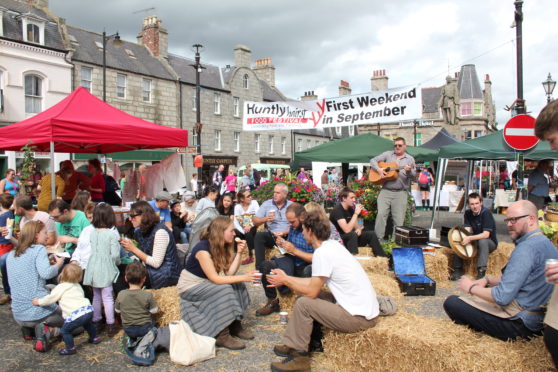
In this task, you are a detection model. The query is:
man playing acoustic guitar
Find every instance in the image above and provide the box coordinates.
[370,137,415,241]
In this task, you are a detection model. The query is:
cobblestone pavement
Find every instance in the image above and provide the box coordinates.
[0,210,510,371]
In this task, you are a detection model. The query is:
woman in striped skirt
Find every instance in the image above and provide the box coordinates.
[178,216,261,350]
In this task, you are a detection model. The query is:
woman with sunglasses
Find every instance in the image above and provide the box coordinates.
[120,201,181,289]
[234,190,259,265]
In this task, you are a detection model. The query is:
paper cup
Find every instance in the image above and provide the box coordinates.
[252,272,263,286]
[279,312,288,325]
[545,259,558,282]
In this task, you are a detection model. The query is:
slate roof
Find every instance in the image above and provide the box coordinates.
[67,26,175,81]
[0,0,65,50]
[422,87,441,113]
[420,128,459,149]
[167,54,224,90]
[457,64,483,100]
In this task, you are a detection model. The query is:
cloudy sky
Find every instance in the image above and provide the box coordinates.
[50,0,558,127]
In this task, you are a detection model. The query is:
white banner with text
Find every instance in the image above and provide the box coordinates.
[242,85,421,131]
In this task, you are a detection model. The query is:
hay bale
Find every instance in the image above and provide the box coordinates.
[357,247,372,256]
[147,286,181,327]
[358,257,389,276]
[487,242,515,277]
[278,291,298,314]
[424,252,449,283]
[322,311,555,372]
[439,246,482,278]
[367,273,402,299]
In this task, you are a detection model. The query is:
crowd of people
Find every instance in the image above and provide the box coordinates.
[0,124,557,370]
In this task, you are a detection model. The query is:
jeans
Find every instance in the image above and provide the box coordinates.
[61,311,96,349]
[260,255,312,299]
[443,295,540,341]
[0,252,10,295]
[182,224,192,244]
[254,231,277,271]
[92,286,114,324]
[340,230,385,256]
[125,322,154,339]
[544,325,558,369]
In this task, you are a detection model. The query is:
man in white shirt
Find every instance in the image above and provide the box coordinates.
[267,210,379,372]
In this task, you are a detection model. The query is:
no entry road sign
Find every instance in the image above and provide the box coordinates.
[503,114,538,151]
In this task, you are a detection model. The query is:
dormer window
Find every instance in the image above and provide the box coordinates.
[27,24,39,43]
[21,15,45,45]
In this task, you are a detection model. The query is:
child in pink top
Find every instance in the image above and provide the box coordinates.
[224,170,237,197]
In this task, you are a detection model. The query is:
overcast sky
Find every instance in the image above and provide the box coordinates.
[50,0,558,127]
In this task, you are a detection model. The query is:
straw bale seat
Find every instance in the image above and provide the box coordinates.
[147,286,181,327]
[440,242,515,278]
[320,311,555,372]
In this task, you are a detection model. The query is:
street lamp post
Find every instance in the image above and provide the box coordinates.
[542,73,556,104]
[102,31,121,102]
[191,44,204,189]
[513,0,525,115]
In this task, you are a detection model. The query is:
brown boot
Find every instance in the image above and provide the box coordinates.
[215,327,245,350]
[0,295,11,305]
[273,344,309,357]
[256,298,280,316]
[270,356,312,372]
[229,320,254,340]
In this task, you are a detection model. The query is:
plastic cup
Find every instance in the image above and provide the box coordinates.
[545,259,558,283]
[268,210,276,220]
[252,272,263,286]
[279,312,288,325]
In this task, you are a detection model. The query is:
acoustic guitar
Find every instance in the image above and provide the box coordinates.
[368,162,408,185]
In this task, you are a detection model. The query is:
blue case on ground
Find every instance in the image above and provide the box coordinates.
[392,247,436,296]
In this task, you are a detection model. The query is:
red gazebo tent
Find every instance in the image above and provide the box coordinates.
[0,87,187,153]
[0,87,188,197]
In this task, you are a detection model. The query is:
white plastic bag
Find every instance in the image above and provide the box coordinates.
[169,320,215,366]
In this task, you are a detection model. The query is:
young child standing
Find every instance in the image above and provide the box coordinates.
[82,203,120,337]
[33,264,100,355]
[0,193,15,305]
[115,262,158,340]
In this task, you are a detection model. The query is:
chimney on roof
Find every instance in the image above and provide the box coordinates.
[137,16,168,58]
[339,80,351,96]
[234,45,252,68]
[371,69,388,91]
[253,57,276,87]
[301,91,317,101]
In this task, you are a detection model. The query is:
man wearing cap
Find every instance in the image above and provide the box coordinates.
[149,191,172,230]
[180,191,198,243]
[57,160,90,204]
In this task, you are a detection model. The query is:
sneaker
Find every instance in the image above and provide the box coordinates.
[255,298,280,317]
[88,337,101,344]
[241,256,254,265]
[0,295,11,305]
[58,346,77,355]
[270,356,312,372]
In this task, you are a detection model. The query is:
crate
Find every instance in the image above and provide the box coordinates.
[392,247,436,296]
[394,225,429,246]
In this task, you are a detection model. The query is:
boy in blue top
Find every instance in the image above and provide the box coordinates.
[256,203,313,316]
[148,191,172,230]
[0,193,14,305]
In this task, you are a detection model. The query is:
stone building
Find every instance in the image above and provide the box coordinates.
[359,65,497,144]
[0,0,72,172]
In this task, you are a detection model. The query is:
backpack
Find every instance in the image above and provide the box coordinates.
[104,174,120,192]
[418,171,430,185]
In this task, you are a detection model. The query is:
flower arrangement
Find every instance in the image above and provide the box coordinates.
[349,180,381,222]
[252,179,325,205]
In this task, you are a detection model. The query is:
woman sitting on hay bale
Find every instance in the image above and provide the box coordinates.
[121,201,182,290]
[178,216,261,350]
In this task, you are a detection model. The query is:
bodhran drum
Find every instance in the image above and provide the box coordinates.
[448,226,477,260]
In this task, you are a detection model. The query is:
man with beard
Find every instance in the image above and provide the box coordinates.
[443,200,558,341]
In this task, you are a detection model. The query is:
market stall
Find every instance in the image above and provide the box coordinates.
[0,87,188,198]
